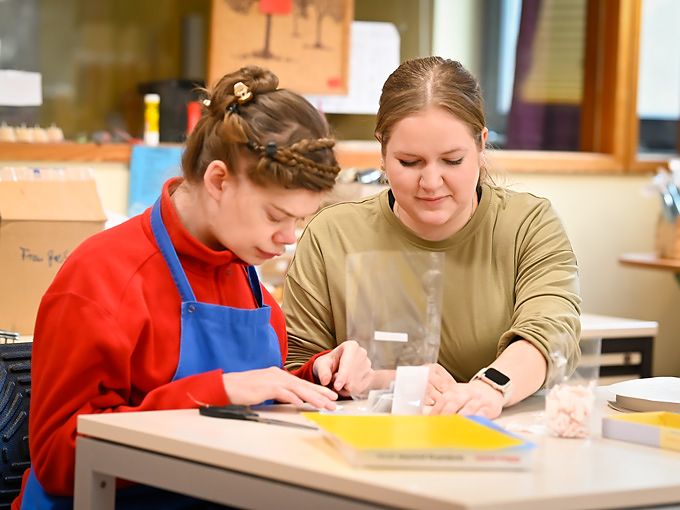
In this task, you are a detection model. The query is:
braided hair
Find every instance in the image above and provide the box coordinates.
[182,66,340,191]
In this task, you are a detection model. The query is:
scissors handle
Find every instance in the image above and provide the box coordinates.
[199,405,256,420]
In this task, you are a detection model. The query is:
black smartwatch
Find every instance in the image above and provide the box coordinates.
[471,367,512,404]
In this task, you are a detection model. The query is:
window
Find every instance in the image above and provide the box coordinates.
[476,0,588,152]
[0,0,672,173]
[637,0,680,156]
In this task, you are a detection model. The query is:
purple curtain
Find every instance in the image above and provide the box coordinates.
[505,0,581,151]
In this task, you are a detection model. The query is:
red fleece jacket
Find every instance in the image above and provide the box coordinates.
[13,178,321,507]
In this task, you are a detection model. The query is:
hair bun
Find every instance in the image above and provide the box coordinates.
[205,66,279,118]
[239,66,279,94]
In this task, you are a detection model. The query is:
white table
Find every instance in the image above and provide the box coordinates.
[581,313,657,378]
[74,393,680,510]
[581,313,657,339]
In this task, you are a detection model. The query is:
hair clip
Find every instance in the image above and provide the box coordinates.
[265,142,277,158]
[234,82,253,105]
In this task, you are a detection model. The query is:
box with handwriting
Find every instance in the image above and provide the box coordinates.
[0,169,105,334]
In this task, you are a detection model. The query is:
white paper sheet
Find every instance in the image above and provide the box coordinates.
[0,70,42,106]
[306,21,400,115]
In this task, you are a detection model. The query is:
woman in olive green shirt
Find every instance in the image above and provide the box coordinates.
[284,57,581,418]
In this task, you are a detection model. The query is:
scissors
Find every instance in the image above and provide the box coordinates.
[199,404,318,430]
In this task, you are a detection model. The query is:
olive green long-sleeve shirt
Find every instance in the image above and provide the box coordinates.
[283,184,581,382]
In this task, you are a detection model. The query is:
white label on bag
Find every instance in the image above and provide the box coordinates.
[374,331,408,342]
[392,365,430,415]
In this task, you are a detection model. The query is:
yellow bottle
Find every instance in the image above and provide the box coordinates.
[144,93,160,146]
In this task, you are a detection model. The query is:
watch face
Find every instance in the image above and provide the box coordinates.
[485,367,510,386]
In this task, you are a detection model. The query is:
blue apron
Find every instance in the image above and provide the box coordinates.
[21,198,282,509]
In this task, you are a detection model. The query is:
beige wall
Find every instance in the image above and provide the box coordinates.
[502,172,679,377]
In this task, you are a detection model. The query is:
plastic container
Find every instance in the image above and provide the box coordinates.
[186,101,201,137]
[139,80,204,143]
[143,93,160,146]
[545,336,601,438]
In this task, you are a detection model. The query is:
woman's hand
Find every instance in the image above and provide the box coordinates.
[222,367,338,410]
[313,340,372,397]
[429,380,504,419]
[425,363,457,405]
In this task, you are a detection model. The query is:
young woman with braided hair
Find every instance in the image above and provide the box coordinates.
[15,66,372,510]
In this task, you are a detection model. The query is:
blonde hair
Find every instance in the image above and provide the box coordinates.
[182,66,340,191]
[375,57,489,180]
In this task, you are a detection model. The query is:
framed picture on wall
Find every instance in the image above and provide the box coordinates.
[208,0,353,95]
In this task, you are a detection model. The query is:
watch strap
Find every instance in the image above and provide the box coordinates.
[471,367,512,404]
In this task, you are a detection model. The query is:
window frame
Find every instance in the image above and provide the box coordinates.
[322,0,663,174]
[0,0,663,172]
[488,0,664,174]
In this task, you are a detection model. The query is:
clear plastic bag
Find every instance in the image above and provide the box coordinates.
[345,251,444,413]
[545,336,601,438]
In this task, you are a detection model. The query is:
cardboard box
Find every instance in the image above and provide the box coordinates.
[0,178,106,334]
[654,215,680,259]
